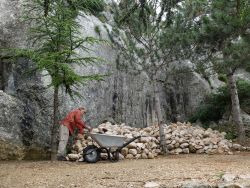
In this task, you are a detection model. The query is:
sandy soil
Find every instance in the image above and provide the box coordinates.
[0,153,250,188]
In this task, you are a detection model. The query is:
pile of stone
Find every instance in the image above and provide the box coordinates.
[67,122,248,161]
[68,122,161,161]
[165,122,250,155]
[165,122,232,155]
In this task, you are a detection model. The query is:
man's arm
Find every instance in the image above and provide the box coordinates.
[74,111,92,134]
[74,111,85,134]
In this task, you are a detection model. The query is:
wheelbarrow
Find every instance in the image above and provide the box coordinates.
[82,133,141,163]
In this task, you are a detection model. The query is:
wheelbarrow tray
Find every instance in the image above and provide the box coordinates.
[90,133,126,148]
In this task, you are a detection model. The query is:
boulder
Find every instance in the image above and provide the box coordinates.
[129,149,137,156]
[148,152,154,159]
[222,174,236,182]
[141,153,148,159]
[144,181,160,188]
[180,143,189,148]
[125,154,134,159]
[67,154,80,161]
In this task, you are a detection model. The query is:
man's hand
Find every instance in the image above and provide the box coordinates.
[86,125,92,132]
[77,133,84,139]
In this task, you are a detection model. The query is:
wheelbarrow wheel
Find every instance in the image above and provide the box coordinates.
[83,145,100,163]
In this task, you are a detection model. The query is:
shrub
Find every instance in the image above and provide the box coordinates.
[189,79,250,124]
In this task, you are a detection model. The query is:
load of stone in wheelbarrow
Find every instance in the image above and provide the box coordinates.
[67,122,249,161]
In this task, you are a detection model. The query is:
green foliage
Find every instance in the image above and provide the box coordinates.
[214,122,237,140]
[225,130,237,140]
[97,14,108,23]
[218,74,227,83]
[115,0,152,36]
[94,25,101,36]
[238,80,250,114]
[181,0,250,74]
[113,0,188,78]
[19,0,105,96]
[67,0,106,15]
[217,172,225,179]
[78,0,105,14]
[189,90,228,123]
[189,79,250,123]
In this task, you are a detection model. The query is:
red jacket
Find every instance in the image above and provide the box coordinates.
[60,109,85,135]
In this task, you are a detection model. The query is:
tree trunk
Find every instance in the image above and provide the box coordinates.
[152,80,168,155]
[0,61,5,91]
[44,0,50,17]
[51,86,59,161]
[227,72,245,144]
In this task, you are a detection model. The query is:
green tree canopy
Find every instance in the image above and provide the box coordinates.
[17,0,106,160]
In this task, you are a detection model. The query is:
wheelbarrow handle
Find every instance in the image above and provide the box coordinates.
[118,136,141,150]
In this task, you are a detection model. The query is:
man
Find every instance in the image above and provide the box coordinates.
[57,107,92,160]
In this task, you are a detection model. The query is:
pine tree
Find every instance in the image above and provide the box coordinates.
[182,0,250,143]
[19,0,105,160]
[113,0,188,154]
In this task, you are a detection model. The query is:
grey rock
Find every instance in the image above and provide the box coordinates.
[175,143,180,148]
[144,181,160,188]
[175,148,183,154]
[167,144,174,150]
[0,92,24,143]
[233,144,243,151]
[196,149,205,154]
[0,92,25,160]
[118,153,125,160]
[125,154,134,159]
[222,174,236,182]
[180,143,189,148]
[238,175,250,180]
[147,152,155,159]
[189,145,197,153]
[181,180,213,188]
[128,149,137,156]
[218,183,240,188]
[218,182,250,188]
[67,154,80,161]
[183,148,190,154]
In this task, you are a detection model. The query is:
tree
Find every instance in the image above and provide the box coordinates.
[113,0,187,154]
[19,0,105,160]
[181,0,250,143]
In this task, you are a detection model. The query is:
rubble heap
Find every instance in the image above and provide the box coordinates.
[67,122,249,161]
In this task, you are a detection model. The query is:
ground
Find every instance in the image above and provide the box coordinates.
[1,153,250,188]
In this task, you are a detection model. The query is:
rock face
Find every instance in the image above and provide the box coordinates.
[1,1,247,159]
[0,91,24,143]
[0,91,25,160]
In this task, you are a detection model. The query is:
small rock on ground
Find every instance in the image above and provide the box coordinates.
[144,181,160,188]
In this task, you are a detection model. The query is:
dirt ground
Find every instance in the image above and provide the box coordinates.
[0,153,250,188]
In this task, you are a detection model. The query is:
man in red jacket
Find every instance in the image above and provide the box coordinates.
[57,107,92,160]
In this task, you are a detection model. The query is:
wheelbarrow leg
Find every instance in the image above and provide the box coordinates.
[99,147,110,160]
[107,148,111,160]
[99,147,118,162]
